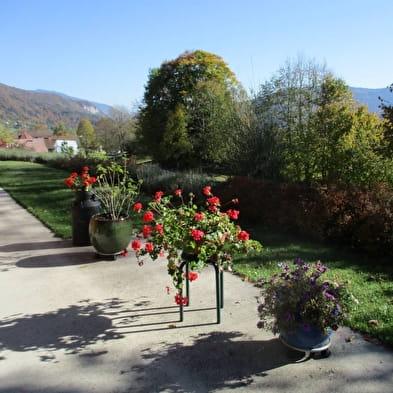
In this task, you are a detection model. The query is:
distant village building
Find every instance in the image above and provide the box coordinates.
[13,129,79,154]
[15,130,49,153]
[48,137,79,153]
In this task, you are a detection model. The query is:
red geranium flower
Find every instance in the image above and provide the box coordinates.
[143,225,152,238]
[194,212,205,221]
[133,202,143,211]
[131,240,142,250]
[237,230,250,241]
[184,271,198,281]
[207,196,220,206]
[155,224,164,234]
[174,292,188,306]
[145,242,154,253]
[203,186,212,196]
[191,229,205,241]
[208,205,218,213]
[154,190,164,202]
[226,209,240,220]
[143,211,154,222]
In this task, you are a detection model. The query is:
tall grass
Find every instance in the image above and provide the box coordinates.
[0,147,65,163]
[135,162,216,195]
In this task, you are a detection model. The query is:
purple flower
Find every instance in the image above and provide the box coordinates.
[293,269,302,279]
[317,264,328,273]
[278,262,290,272]
[257,321,265,329]
[283,311,292,322]
[325,292,336,301]
[257,304,265,313]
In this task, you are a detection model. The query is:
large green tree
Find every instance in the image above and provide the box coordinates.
[307,76,387,184]
[252,58,389,185]
[0,124,15,144]
[252,57,328,179]
[138,50,249,169]
[76,118,98,152]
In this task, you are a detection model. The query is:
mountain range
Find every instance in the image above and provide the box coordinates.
[34,89,112,116]
[0,82,112,129]
[0,82,391,130]
[350,86,392,113]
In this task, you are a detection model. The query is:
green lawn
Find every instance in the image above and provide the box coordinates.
[234,227,393,347]
[0,160,392,348]
[0,160,74,238]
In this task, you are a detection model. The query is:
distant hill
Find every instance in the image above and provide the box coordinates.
[0,82,111,129]
[350,86,393,114]
[34,89,112,116]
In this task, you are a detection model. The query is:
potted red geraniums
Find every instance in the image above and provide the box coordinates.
[132,186,262,312]
[64,166,100,246]
[64,166,97,192]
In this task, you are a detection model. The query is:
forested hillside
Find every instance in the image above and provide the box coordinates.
[0,82,107,129]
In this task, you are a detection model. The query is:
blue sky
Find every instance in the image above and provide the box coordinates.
[1,0,392,109]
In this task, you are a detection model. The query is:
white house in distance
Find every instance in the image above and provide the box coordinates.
[48,136,79,154]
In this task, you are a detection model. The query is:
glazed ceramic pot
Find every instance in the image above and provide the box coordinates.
[89,213,132,257]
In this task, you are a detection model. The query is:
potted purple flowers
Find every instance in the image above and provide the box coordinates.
[257,259,356,358]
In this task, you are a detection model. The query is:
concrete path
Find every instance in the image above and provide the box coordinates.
[0,188,392,393]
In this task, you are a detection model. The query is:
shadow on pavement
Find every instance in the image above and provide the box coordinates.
[0,298,128,355]
[126,331,303,392]
[0,240,74,252]
[16,252,103,268]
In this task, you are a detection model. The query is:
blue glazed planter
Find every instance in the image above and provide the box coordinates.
[280,325,333,351]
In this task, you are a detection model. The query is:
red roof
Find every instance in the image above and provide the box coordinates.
[18,131,33,140]
[15,138,48,153]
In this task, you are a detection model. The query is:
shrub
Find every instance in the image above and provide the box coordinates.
[215,177,393,258]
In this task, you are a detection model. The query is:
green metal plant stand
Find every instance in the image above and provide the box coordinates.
[178,260,224,324]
